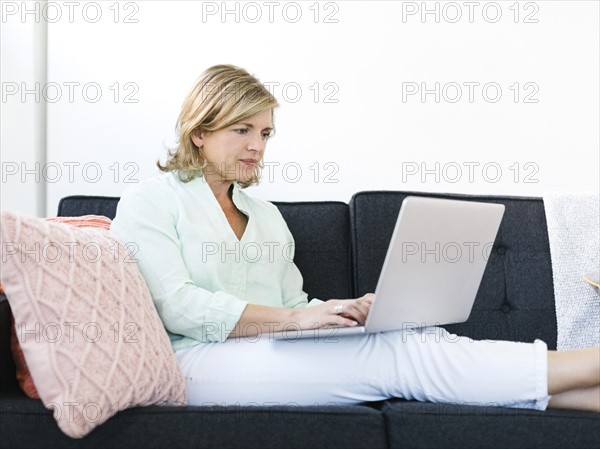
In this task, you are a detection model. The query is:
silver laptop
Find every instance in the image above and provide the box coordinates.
[270,196,505,340]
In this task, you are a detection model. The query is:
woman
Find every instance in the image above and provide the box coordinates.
[110,64,600,412]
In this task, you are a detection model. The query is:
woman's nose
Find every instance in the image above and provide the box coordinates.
[248,133,266,152]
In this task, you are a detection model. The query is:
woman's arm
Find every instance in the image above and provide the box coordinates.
[229,294,374,339]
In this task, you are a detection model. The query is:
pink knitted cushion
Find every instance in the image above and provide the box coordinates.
[6,215,115,400]
[0,211,187,438]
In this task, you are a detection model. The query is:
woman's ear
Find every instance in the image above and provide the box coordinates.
[191,128,204,148]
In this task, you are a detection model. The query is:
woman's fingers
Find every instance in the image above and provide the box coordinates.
[323,309,358,328]
[348,303,369,323]
[361,293,375,304]
[336,317,359,327]
[335,299,370,325]
[328,301,358,325]
[350,294,375,322]
[352,294,375,322]
[319,294,376,328]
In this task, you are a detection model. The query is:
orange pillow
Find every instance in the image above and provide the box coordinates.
[4,215,112,399]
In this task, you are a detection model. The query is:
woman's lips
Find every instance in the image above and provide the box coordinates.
[239,159,257,166]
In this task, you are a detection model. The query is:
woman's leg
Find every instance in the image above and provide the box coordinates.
[174,326,551,410]
[545,347,600,412]
[547,347,600,394]
[548,384,600,412]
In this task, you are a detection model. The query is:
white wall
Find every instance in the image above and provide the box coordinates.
[2,1,599,217]
[1,0,46,215]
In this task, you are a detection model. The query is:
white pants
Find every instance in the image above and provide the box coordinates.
[175,326,551,411]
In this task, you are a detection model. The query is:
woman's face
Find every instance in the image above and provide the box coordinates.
[191,108,273,186]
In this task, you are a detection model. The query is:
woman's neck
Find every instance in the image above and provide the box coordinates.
[204,174,234,204]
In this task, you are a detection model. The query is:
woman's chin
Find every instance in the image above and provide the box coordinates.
[236,167,259,182]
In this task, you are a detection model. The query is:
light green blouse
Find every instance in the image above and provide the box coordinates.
[110,171,323,351]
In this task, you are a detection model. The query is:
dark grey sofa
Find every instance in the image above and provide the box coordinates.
[1,191,599,449]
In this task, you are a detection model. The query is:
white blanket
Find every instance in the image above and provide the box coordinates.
[543,192,600,350]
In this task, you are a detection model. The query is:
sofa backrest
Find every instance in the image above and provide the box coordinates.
[57,196,354,302]
[58,195,120,219]
[349,191,557,349]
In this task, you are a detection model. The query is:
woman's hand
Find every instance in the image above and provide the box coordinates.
[229,294,375,339]
[291,293,375,330]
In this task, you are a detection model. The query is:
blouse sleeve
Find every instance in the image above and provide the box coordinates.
[110,182,248,343]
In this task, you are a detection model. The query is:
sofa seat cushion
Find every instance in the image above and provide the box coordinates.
[381,399,600,449]
[0,401,387,449]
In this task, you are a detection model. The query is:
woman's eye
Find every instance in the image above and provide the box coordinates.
[234,128,273,139]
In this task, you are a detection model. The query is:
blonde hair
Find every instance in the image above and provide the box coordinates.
[157,64,279,187]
